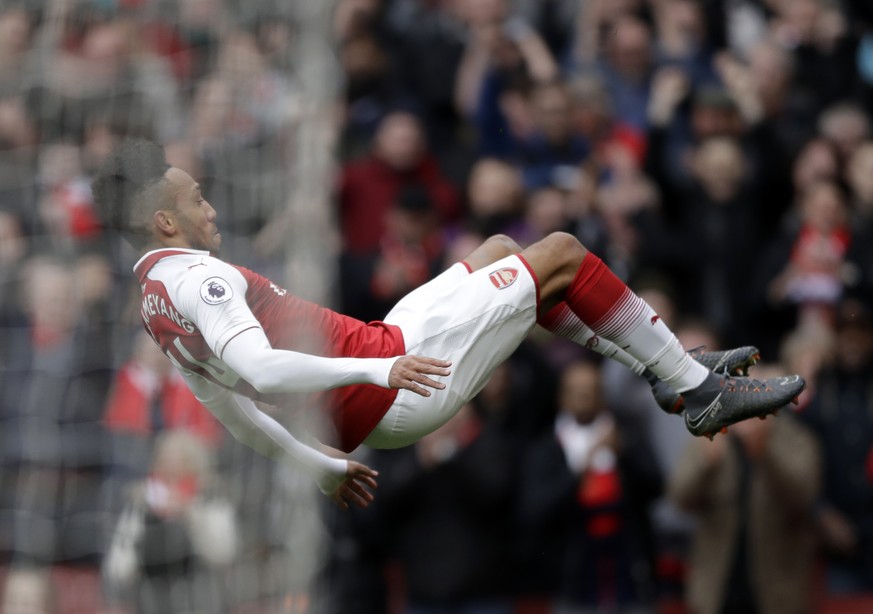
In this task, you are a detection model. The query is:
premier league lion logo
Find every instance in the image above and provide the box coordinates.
[207,281,225,299]
[200,277,233,305]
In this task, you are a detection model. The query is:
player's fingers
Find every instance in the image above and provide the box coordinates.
[348,480,374,503]
[415,357,452,368]
[354,474,378,489]
[407,381,431,397]
[349,464,379,480]
[344,484,372,509]
[407,365,448,384]
[418,363,451,377]
[414,374,446,390]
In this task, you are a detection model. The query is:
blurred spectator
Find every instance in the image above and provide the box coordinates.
[370,184,443,290]
[595,161,659,281]
[320,449,393,614]
[36,14,183,143]
[340,31,414,158]
[168,0,228,82]
[464,157,525,237]
[340,183,445,321]
[843,143,873,300]
[376,399,518,613]
[0,92,39,233]
[791,137,841,202]
[1,566,56,614]
[513,184,572,246]
[757,181,865,353]
[334,0,389,44]
[778,324,836,412]
[103,429,238,613]
[102,330,223,514]
[770,0,860,114]
[210,28,296,142]
[104,331,222,447]
[0,7,34,95]
[670,364,822,614]
[384,0,469,156]
[34,141,102,251]
[846,141,873,233]
[183,27,298,263]
[338,110,461,255]
[515,80,591,190]
[568,74,646,171]
[745,38,818,156]
[653,0,716,84]
[0,209,27,280]
[472,342,558,443]
[644,135,764,344]
[587,15,657,131]
[818,102,871,164]
[455,2,559,157]
[800,298,873,594]
[518,360,662,612]
[646,51,792,234]
[513,0,580,58]
[3,256,111,565]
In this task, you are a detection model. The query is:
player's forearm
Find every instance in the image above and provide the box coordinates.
[251,352,397,394]
[221,327,398,394]
[224,394,348,491]
[183,372,347,490]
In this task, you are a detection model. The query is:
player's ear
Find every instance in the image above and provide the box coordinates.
[154,209,176,236]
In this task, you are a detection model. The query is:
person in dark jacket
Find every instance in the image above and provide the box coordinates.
[517,360,662,612]
[800,297,873,594]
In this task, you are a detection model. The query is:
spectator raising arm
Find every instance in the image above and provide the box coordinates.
[455,16,558,119]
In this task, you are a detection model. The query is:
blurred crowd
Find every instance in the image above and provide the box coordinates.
[0,0,872,612]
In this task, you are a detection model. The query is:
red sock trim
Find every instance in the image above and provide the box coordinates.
[460,260,473,274]
[565,251,628,326]
[516,254,541,308]
[538,302,566,328]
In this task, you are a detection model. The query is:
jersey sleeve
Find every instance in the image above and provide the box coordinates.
[180,370,349,493]
[173,257,262,358]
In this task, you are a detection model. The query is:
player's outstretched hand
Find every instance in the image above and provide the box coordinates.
[388,355,452,397]
[330,460,379,511]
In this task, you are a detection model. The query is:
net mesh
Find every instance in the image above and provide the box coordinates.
[0,1,335,611]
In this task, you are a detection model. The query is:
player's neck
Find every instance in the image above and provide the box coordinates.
[141,236,194,256]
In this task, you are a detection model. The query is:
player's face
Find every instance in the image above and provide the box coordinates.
[164,167,221,253]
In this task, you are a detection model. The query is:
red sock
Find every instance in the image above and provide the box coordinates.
[561,252,708,392]
[563,252,642,332]
[538,302,646,374]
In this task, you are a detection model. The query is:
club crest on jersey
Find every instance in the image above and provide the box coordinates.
[488,267,518,290]
[200,277,233,305]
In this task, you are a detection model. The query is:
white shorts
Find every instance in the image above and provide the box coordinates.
[363,255,539,449]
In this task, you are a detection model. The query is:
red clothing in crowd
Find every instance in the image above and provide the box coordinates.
[104,362,223,445]
[339,154,461,254]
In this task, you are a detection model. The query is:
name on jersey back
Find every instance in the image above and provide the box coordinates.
[141,291,196,334]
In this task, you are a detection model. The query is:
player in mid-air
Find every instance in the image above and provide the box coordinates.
[92,139,804,510]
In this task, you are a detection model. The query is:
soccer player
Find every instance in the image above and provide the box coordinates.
[92,139,804,510]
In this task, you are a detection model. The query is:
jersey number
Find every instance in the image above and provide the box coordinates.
[168,337,241,388]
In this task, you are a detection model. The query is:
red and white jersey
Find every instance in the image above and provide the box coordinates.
[133,248,405,451]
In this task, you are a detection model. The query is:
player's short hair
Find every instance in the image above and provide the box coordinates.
[91,138,171,250]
